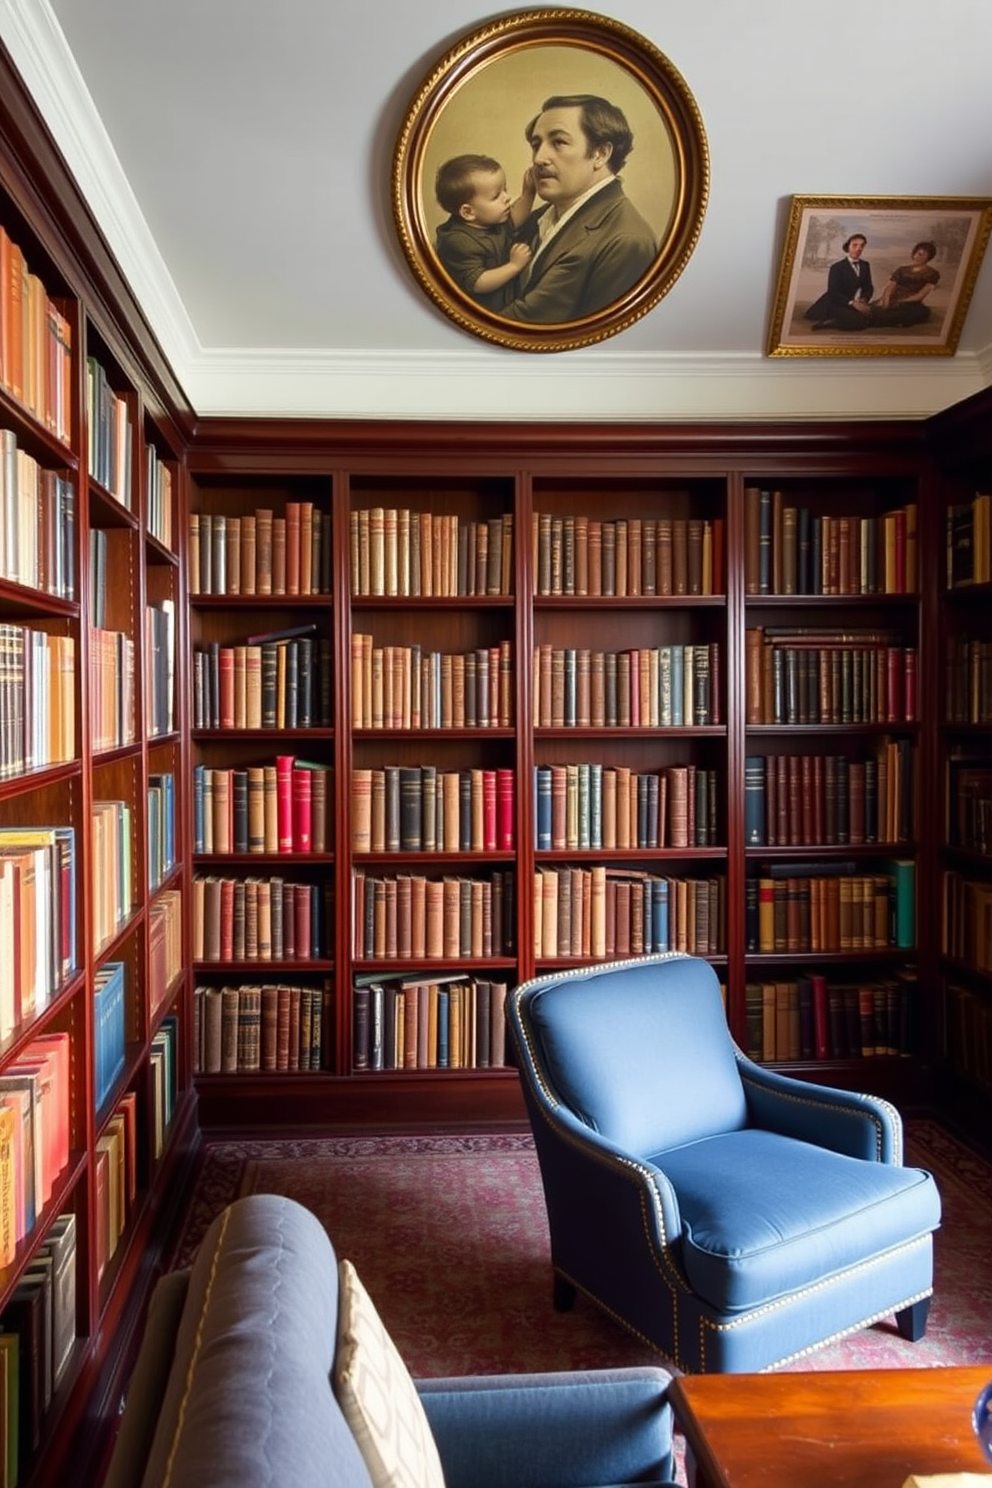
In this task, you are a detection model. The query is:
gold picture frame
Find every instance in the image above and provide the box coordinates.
[391,8,709,353]
[767,195,992,357]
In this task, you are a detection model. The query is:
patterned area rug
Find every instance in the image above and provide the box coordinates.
[171,1120,992,1378]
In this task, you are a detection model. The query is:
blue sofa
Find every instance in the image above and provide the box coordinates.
[102,1193,677,1488]
[507,952,942,1374]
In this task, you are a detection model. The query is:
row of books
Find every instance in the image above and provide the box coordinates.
[746,859,916,954]
[945,981,992,1093]
[352,766,515,854]
[93,961,126,1113]
[0,225,73,444]
[533,512,724,598]
[0,431,74,597]
[146,446,174,552]
[89,627,135,752]
[744,972,916,1063]
[193,981,324,1074]
[192,874,332,964]
[351,636,513,731]
[533,642,720,729]
[534,867,724,960]
[91,800,133,955]
[945,636,992,725]
[942,872,992,975]
[535,763,719,851]
[0,827,76,1038]
[352,974,509,1071]
[353,869,516,962]
[0,624,75,779]
[189,506,333,597]
[148,772,177,891]
[95,1089,137,1281]
[947,762,992,856]
[145,598,176,738]
[0,1209,76,1484]
[193,757,332,856]
[148,889,182,1021]
[86,357,132,508]
[350,507,513,598]
[745,629,917,725]
[744,741,914,848]
[192,628,332,731]
[946,492,991,588]
[149,1017,178,1161]
[0,1031,71,1256]
[743,488,918,595]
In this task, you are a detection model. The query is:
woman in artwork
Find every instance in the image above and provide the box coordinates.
[870,240,941,327]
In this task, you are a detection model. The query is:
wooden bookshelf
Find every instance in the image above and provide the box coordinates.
[0,51,196,1488]
[180,426,939,1128]
[928,388,992,1140]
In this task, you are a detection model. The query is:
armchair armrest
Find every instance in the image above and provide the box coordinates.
[416,1367,675,1488]
[737,1053,903,1162]
[534,1100,685,1251]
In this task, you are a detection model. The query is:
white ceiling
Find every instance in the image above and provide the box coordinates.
[3,0,992,423]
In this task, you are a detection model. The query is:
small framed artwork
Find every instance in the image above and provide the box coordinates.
[767,195,992,357]
[391,8,709,353]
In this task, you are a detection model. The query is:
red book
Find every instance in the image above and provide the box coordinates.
[497,769,514,850]
[276,755,294,852]
[218,646,235,728]
[904,647,917,721]
[886,647,903,722]
[285,501,301,595]
[483,770,497,853]
[292,765,312,853]
[294,884,312,961]
[220,877,235,960]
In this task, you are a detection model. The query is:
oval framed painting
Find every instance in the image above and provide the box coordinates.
[392,8,709,352]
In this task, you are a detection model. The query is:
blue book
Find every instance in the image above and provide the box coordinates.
[534,767,552,850]
[651,877,670,951]
[588,763,603,849]
[744,757,766,845]
[436,989,450,1068]
[671,646,684,726]
[885,858,916,948]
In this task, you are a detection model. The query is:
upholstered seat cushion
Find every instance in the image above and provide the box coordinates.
[655,1129,941,1313]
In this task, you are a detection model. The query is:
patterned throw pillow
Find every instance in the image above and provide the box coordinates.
[334,1258,446,1488]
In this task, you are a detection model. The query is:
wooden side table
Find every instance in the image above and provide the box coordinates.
[669,1365,992,1488]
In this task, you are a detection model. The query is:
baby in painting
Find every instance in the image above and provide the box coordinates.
[434,153,538,310]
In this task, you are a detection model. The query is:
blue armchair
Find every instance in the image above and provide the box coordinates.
[507,952,942,1374]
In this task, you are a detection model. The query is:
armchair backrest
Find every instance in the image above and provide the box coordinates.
[511,955,748,1157]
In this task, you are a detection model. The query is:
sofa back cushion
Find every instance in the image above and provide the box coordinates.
[139,1193,372,1488]
[519,955,748,1155]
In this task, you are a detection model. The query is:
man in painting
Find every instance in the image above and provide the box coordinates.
[498,93,658,323]
[804,233,874,330]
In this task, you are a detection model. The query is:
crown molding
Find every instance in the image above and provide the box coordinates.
[179,345,986,422]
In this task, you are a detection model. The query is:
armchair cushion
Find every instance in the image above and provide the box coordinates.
[658,1129,941,1311]
[334,1258,445,1488]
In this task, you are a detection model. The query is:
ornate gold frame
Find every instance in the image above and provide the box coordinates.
[767,195,992,357]
[391,9,709,353]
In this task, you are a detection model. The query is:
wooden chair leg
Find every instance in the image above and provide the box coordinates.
[553,1273,577,1312]
[895,1297,930,1341]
